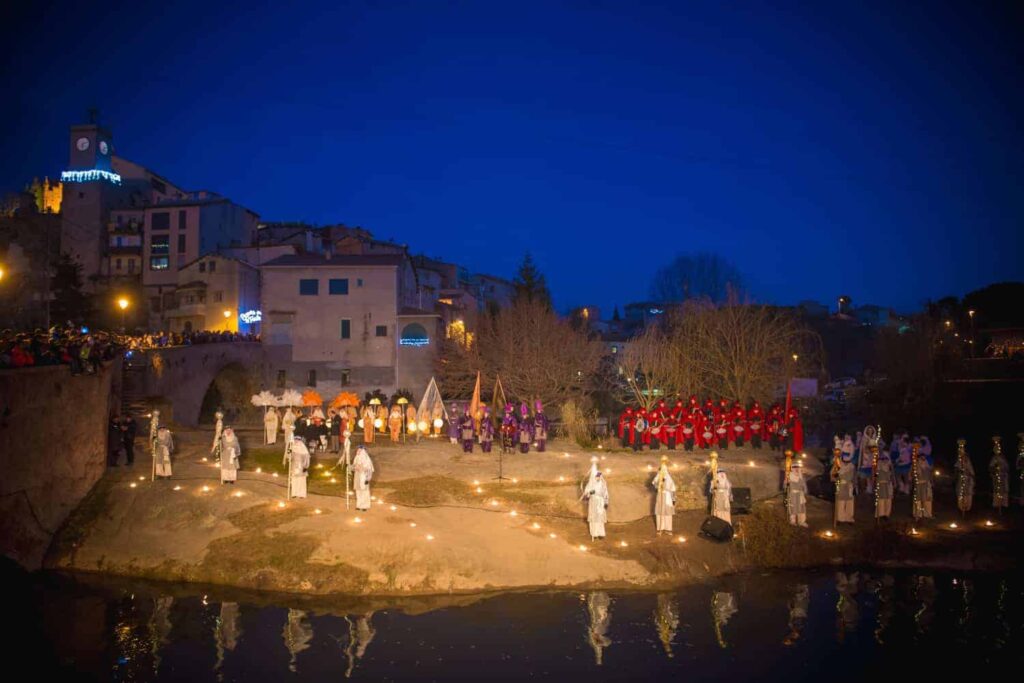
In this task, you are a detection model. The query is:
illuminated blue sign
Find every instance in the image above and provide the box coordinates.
[239,309,262,324]
[648,308,664,315]
[399,337,430,347]
[61,169,122,185]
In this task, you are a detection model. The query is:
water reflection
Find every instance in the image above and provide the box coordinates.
[783,584,808,646]
[585,592,612,665]
[283,609,313,673]
[835,572,859,642]
[711,591,737,648]
[213,602,241,679]
[343,612,376,678]
[23,569,1024,681]
[654,594,680,657]
[913,575,936,638]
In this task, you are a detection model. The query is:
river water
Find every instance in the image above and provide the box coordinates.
[16,568,1022,681]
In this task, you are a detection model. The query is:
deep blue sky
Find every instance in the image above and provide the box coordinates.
[2,1,1022,313]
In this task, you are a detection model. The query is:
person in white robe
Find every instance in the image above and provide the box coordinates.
[874,453,895,519]
[785,460,809,526]
[651,461,676,534]
[583,470,609,541]
[344,612,377,678]
[220,427,241,484]
[710,469,733,525]
[282,407,297,443]
[154,427,174,479]
[265,407,279,445]
[955,438,975,513]
[990,436,1009,511]
[353,446,375,511]
[912,441,934,520]
[285,436,310,499]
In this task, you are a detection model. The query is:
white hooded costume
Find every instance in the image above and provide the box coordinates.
[582,465,609,540]
[154,427,174,478]
[265,408,279,445]
[282,407,297,443]
[710,470,733,525]
[786,462,808,526]
[353,446,375,511]
[285,437,310,499]
[220,427,241,483]
[651,464,677,533]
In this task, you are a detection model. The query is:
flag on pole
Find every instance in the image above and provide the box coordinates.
[469,371,482,429]
[492,375,508,416]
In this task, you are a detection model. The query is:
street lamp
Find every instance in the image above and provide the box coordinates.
[0,265,5,282]
[968,310,976,357]
[117,297,130,331]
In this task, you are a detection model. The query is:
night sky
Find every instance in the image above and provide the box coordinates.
[2,1,1021,313]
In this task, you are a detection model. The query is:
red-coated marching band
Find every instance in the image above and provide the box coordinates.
[617,396,804,453]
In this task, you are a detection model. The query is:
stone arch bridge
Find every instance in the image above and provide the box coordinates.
[123,343,267,426]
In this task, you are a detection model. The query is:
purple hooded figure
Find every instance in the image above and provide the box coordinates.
[459,406,475,453]
[447,403,460,444]
[479,406,495,453]
[501,404,517,454]
[533,400,550,452]
[517,401,533,453]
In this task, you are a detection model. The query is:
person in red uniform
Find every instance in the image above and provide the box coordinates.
[715,411,731,450]
[731,401,747,447]
[767,410,783,452]
[663,409,678,450]
[699,399,717,448]
[656,399,670,445]
[680,412,698,451]
[618,407,635,449]
[647,404,663,450]
[633,409,648,452]
[688,394,699,412]
[746,401,765,449]
[785,407,804,453]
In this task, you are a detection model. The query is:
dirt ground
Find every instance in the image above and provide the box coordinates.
[47,426,1021,597]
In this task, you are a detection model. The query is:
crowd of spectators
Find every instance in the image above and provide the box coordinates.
[1,325,259,371]
[0,326,122,373]
[124,329,259,350]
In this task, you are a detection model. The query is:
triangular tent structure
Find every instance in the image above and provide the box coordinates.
[417,376,448,425]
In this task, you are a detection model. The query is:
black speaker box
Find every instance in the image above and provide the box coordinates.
[732,487,752,514]
[700,515,734,541]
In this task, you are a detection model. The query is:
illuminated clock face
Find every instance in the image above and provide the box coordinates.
[76,137,90,151]
[99,141,109,155]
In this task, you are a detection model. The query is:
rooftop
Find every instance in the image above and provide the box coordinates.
[261,253,406,268]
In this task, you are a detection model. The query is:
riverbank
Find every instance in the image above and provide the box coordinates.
[45,428,1022,597]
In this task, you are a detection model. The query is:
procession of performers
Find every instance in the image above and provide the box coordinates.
[617,397,804,453]
[455,400,550,454]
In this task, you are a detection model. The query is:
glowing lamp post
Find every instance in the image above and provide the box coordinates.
[117,297,130,331]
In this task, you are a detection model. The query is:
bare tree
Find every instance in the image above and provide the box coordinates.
[649,252,744,303]
[615,324,682,409]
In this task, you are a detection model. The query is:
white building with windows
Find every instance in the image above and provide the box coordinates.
[260,253,440,397]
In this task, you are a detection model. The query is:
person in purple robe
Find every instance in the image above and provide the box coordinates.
[479,406,495,453]
[517,402,533,453]
[447,402,460,444]
[500,404,517,454]
[459,407,475,453]
[533,400,550,452]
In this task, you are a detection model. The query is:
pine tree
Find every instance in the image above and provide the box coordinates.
[49,253,92,325]
[512,253,552,309]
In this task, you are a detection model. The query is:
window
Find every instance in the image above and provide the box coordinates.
[307,370,317,387]
[340,319,351,339]
[375,325,387,337]
[177,234,186,253]
[199,262,206,273]
[357,278,364,288]
[115,258,122,271]
[151,212,170,230]
[178,210,186,230]
[150,256,169,270]
[208,260,216,273]
[151,235,169,253]
[329,278,349,295]
[341,369,351,386]
[299,279,319,296]
[213,291,223,303]
[400,323,430,347]
[128,260,136,274]
[276,370,286,388]
[115,236,123,247]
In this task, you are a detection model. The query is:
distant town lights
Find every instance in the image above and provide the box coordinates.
[61,169,122,184]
